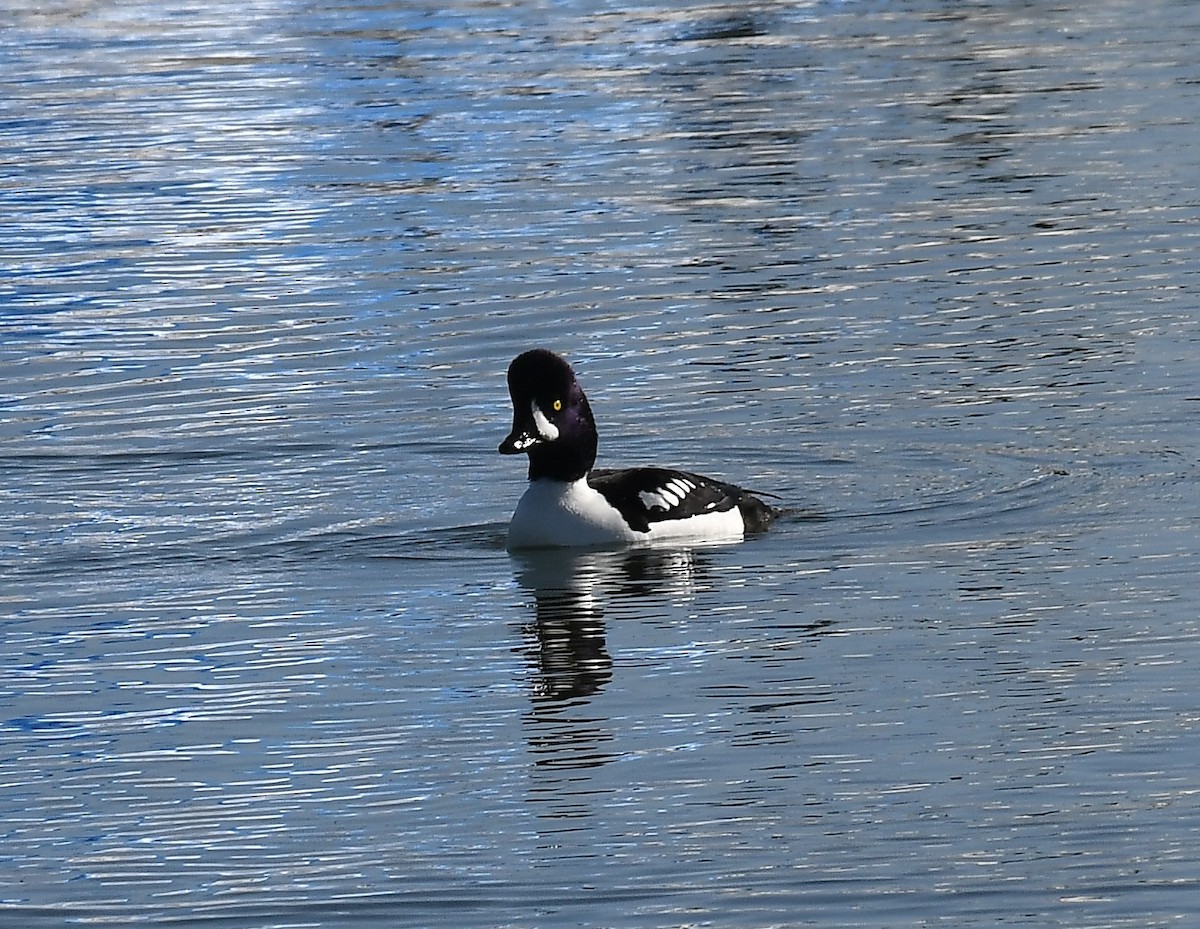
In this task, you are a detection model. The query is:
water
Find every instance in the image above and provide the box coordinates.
[2,1,1199,926]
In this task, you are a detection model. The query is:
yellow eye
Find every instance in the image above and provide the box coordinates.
[552,399,562,412]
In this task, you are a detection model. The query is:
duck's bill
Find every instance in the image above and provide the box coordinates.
[499,426,541,454]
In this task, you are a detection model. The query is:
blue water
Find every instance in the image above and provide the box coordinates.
[2,1,1199,926]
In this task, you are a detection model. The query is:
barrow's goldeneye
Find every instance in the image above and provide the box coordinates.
[498,349,776,549]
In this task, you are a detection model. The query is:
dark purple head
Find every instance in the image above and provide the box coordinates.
[499,349,598,481]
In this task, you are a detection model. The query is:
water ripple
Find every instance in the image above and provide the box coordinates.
[3,1,1199,927]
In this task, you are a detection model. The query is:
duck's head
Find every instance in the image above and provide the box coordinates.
[499,349,597,481]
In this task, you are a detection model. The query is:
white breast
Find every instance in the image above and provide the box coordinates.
[507,479,640,549]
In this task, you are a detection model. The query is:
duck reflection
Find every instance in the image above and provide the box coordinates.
[523,581,612,703]
[511,546,713,769]
[512,547,711,701]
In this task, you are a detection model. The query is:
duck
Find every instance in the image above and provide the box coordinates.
[498,349,776,549]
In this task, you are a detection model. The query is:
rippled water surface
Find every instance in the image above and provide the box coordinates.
[3,1,1199,926]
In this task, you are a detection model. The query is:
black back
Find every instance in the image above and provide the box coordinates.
[589,467,775,534]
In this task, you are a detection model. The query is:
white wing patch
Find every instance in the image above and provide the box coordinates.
[637,477,698,512]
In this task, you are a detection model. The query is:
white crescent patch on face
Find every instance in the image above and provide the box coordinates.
[530,399,560,442]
